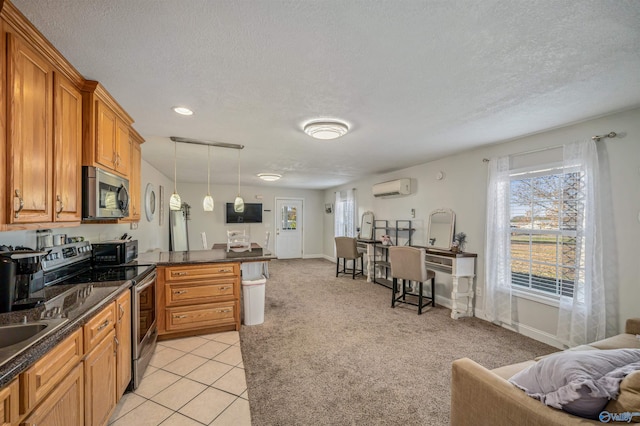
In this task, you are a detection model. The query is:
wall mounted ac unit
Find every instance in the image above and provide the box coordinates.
[372,178,411,197]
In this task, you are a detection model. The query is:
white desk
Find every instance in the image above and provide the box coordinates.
[418,247,477,319]
[356,239,378,282]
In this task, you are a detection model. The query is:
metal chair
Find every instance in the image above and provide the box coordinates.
[334,237,364,279]
[389,246,436,314]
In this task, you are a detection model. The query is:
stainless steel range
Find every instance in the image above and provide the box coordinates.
[41,241,157,390]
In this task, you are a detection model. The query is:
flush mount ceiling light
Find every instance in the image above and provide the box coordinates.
[303,120,349,140]
[257,173,282,182]
[172,106,193,116]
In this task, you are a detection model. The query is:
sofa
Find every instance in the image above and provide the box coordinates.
[451,318,640,425]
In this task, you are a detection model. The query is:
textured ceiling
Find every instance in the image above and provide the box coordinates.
[12,0,640,189]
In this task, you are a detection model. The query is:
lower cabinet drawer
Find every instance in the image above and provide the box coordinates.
[166,279,236,306]
[20,328,83,414]
[166,302,236,332]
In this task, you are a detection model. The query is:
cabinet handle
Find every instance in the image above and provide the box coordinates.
[112,152,117,165]
[14,189,24,218]
[173,314,188,319]
[114,336,119,356]
[219,269,232,273]
[173,290,188,295]
[55,195,64,217]
[97,319,110,331]
[216,309,232,314]
[172,271,188,276]
[219,286,231,291]
[119,304,125,320]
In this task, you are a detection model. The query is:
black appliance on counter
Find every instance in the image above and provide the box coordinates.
[91,239,138,265]
[37,240,156,390]
[0,246,49,313]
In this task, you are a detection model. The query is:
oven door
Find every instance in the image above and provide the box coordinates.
[132,270,157,388]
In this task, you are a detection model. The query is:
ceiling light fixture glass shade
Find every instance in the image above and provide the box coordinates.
[303,120,349,140]
[169,141,182,210]
[172,106,193,116]
[203,146,214,211]
[257,173,282,182]
[234,150,244,213]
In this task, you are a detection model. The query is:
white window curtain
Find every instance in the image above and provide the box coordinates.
[334,189,356,237]
[484,156,513,324]
[556,140,608,346]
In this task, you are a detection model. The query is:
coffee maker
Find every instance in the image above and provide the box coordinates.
[0,247,48,313]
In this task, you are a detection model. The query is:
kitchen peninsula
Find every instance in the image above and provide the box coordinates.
[138,247,274,340]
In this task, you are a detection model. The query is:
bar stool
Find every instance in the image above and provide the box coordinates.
[389,246,436,314]
[335,237,364,279]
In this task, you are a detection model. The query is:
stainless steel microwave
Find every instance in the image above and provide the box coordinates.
[82,166,130,219]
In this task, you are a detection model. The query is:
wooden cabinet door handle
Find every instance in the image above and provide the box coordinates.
[218,286,231,291]
[97,319,110,331]
[119,304,125,320]
[216,309,232,314]
[173,290,188,295]
[173,314,188,319]
[219,269,232,273]
[14,189,24,218]
[172,271,188,276]
[55,195,64,217]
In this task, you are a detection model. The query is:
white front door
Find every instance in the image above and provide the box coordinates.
[275,198,303,259]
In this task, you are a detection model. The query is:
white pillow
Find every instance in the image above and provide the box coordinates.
[509,349,640,419]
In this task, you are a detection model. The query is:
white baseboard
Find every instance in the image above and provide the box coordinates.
[473,311,564,349]
[302,254,326,259]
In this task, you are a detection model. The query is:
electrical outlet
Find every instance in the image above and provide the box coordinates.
[476,286,482,296]
[410,208,415,218]
[130,222,138,230]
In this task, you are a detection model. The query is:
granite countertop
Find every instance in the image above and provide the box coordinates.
[0,278,137,387]
[137,246,276,266]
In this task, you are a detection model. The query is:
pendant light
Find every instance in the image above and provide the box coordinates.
[234,149,245,213]
[169,141,182,210]
[203,146,214,211]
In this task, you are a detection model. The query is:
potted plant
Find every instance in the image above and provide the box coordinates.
[453,232,467,252]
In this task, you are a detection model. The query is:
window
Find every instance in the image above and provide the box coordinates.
[334,189,356,237]
[509,165,583,298]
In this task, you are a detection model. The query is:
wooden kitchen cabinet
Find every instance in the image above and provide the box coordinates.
[21,363,83,426]
[0,378,19,425]
[82,81,134,179]
[53,72,83,223]
[83,302,115,354]
[6,31,54,224]
[115,290,132,399]
[157,263,241,338]
[20,328,83,414]
[125,128,144,222]
[2,4,85,228]
[83,328,116,426]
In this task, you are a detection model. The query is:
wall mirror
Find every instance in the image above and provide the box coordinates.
[427,208,455,250]
[359,211,374,240]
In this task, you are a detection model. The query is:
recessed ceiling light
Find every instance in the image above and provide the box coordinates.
[257,173,282,182]
[172,106,193,116]
[303,120,349,140]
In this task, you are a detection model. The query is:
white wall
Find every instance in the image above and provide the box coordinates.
[0,159,173,253]
[175,183,325,257]
[324,107,640,347]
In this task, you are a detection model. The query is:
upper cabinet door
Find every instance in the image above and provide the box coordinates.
[7,33,54,224]
[115,118,130,177]
[53,73,83,222]
[95,99,117,170]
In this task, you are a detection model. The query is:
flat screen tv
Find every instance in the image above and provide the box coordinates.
[225,203,263,223]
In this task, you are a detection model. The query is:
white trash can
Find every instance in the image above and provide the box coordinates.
[242,275,266,325]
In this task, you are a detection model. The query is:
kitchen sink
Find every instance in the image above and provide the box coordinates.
[0,318,68,368]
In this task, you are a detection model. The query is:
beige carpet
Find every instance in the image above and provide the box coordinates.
[240,259,556,425]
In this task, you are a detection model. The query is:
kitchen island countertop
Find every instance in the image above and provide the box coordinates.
[136,245,275,266]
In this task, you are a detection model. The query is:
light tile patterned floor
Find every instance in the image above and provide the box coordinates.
[109,331,251,426]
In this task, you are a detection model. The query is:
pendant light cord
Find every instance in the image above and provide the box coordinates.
[207,146,211,195]
[173,142,178,193]
[237,149,241,195]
